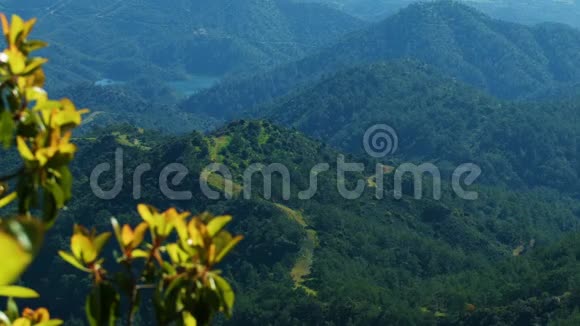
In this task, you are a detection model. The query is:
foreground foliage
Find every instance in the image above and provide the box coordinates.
[0,14,241,326]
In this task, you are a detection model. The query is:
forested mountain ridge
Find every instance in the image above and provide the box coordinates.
[21,121,580,324]
[3,0,365,89]
[52,82,219,134]
[182,1,580,119]
[260,61,580,196]
[304,0,580,29]
[2,1,580,325]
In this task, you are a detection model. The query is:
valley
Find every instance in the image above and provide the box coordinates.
[1,1,580,325]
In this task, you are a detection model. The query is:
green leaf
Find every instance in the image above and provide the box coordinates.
[110,217,122,249]
[42,190,58,229]
[36,320,64,326]
[93,232,111,256]
[6,297,19,320]
[16,136,34,162]
[58,251,90,272]
[131,249,148,259]
[211,274,235,318]
[0,311,11,325]
[164,274,187,303]
[0,285,39,298]
[85,283,119,326]
[22,39,48,53]
[206,215,232,237]
[58,166,73,201]
[9,15,24,46]
[71,234,96,264]
[44,179,65,208]
[137,204,157,225]
[0,191,17,208]
[0,110,15,148]
[215,235,243,264]
[166,243,189,265]
[182,311,197,326]
[20,17,36,40]
[22,57,47,75]
[0,219,44,285]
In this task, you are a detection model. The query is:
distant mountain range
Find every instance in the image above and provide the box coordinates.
[182,1,580,118]
[6,1,580,324]
[4,0,365,89]
[263,61,580,195]
[302,0,580,28]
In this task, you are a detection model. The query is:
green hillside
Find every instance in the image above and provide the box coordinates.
[18,122,580,324]
[53,82,218,134]
[306,0,580,28]
[182,1,580,119]
[4,0,365,89]
[2,2,580,325]
[260,61,580,196]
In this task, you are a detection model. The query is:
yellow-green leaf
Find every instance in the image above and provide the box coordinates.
[36,320,64,326]
[22,57,47,75]
[0,230,32,285]
[58,251,90,272]
[131,249,148,259]
[22,39,48,53]
[215,235,243,264]
[207,215,232,237]
[16,137,34,162]
[212,274,235,318]
[0,286,39,298]
[186,220,205,248]
[137,204,156,225]
[20,18,36,41]
[0,311,10,325]
[9,15,24,46]
[0,109,15,148]
[7,48,26,74]
[0,191,17,208]
[166,244,189,264]
[110,217,123,249]
[131,223,148,248]
[12,318,32,326]
[71,234,96,263]
[94,232,111,256]
[182,311,197,326]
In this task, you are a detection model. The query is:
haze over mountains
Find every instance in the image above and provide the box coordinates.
[4,0,580,324]
[4,0,365,89]
[306,0,580,28]
[183,1,580,120]
[263,61,580,195]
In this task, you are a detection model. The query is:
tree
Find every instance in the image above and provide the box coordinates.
[0,14,241,326]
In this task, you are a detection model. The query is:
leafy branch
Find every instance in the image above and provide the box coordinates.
[0,13,242,326]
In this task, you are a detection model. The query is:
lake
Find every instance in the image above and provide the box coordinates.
[168,75,221,98]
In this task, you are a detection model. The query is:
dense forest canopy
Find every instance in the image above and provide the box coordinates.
[1,0,580,325]
[181,1,580,121]
[3,0,366,90]
[303,0,580,27]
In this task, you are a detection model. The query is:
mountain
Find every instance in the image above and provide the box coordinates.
[467,0,580,28]
[303,0,580,28]
[52,82,218,134]
[294,0,414,20]
[19,121,580,324]
[4,0,365,89]
[182,1,580,119]
[260,61,580,196]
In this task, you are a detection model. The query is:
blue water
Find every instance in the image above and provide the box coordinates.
[168,76,221,98]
